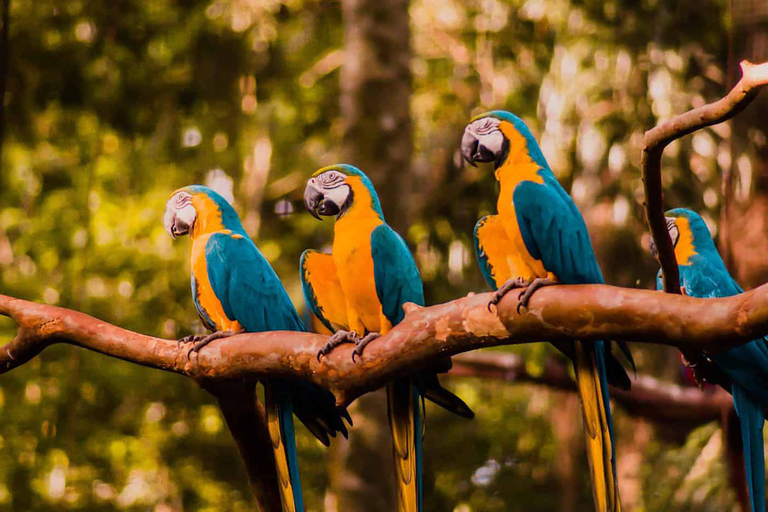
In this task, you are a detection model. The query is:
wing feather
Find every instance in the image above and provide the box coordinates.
[513,180,603,285]
[370,225,424,326]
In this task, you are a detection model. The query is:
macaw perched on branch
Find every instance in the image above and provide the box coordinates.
[461,111,634,512]
[651,208,768,512]
[301,164,474,512]
[164,185,350,512]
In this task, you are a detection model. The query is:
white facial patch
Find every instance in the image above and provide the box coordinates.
[665,217,680,247]
[164,191,197,237]
[466,117,504,155]
[323,183,351,208]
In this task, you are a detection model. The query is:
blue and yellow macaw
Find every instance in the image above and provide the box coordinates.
[300,164,473,512]
[651,208,768,512]
[164,185,350,512]
[461,111,634,512]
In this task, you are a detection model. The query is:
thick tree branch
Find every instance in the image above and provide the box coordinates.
[2,284,768,406]
[450,352,732,427]
[642,60,768,294]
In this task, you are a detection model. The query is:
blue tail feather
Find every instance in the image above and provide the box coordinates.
[276,383,305,512]
[733,385,766,512]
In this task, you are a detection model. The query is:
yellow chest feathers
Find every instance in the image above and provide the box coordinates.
[332,213,386,333]
[490,121,548,280]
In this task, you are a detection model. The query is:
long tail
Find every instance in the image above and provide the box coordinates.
[732,384,766,512]
[387,376,423,512]
[573,340,621,512]
[265,381,305,512]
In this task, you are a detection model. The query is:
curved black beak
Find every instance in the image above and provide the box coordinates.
[461,129,497,167]
[461,131,479,167]
[164,208,192,239]
[649,235,657,258]
[304,182,324,220]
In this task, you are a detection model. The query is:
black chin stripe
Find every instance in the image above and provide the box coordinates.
[339,188,354,218]
[496,137,510,168]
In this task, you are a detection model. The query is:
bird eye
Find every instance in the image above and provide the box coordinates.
[319,171,344,186]
[174,192,191,208]
[474,118,496,136]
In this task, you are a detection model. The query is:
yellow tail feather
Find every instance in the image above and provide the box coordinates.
[265,383,297,512]
[387,377,419,512]
[573,342,621,512]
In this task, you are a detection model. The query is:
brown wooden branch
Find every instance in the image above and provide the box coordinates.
[642,60,768,294]
[3,283,768,406]
[450,352,733,427]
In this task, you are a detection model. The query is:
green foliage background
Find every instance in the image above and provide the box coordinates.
[0,0,751,510]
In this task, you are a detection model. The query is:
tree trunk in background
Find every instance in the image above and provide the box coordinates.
[721,3,768,287]
[340,0,413,232]
[326,390,397,512]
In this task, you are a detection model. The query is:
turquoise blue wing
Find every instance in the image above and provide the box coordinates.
[513,179,604,285]
[370,224,424,326]
[473,216,498,290]
[205,233,350,442]
[515,180,634,372]
[206,233,305,332]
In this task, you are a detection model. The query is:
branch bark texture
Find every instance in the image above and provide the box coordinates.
[642,60,768,294]
[2,284,768,406]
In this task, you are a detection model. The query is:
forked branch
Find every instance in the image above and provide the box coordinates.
[642,60,768,294]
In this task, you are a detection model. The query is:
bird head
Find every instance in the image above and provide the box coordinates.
[164,188,197,239]
[649,216,680,259]
[461,110,550,175]
[649,208,713,265]
[164,185,242,239]
[304,164,383,221]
